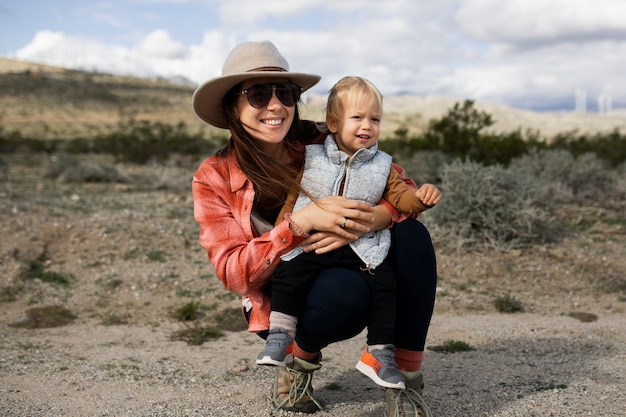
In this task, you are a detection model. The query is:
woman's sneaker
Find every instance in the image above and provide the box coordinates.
[256,328,292,366]
[271,355,323,413]
[384,371,433,417]
[356,345,406,389]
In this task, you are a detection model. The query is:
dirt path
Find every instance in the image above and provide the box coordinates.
[1,312,625,416]
[1,153,625,416]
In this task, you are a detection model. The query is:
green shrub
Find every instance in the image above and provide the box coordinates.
[510,149,615,202]
[46,152,129,183]
[616,161,626,198]
[493,294,524,313]
[551,129,626,167]
[23,260,73,286]
[431,159,555,250]
[423,100,494,160]
[0,155,9,181]
[395,150,451,185]
[568,152,614,200]
[92,119,226,164]
[170,301,204,321]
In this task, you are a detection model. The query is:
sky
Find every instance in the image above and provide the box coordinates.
[1,0,625,112]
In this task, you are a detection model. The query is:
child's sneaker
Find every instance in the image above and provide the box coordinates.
[256,328,292,366]
[356,345,406,389]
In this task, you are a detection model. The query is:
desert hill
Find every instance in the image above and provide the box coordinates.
[2,57,626,139]
[1,58,625,416]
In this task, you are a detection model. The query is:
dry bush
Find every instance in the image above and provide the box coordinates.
[509,149,616,202]
[46,152,130,183]
[395,150,451,185]
[430,159,555,251]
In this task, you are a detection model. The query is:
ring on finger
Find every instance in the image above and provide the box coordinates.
[340,218,347,228]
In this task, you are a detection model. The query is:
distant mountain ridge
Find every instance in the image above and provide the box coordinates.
[2,57,626,139]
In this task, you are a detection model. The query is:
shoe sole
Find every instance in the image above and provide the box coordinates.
[356,360,406,389]
[256,356,286,366]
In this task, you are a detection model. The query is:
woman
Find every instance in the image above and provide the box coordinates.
[192,40,436,416]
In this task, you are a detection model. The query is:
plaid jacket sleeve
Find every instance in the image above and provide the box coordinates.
[192,152,303,295]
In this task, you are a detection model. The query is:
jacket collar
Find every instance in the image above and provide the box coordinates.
[324,135,378,165]
[221,151,249,193]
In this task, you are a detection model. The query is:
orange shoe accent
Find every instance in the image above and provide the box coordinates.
[359,348,383,374]
[356,346,406,389]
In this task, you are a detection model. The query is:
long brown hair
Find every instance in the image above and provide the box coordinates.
[217,83,306,221]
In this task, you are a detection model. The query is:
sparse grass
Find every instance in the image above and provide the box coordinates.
[428,339,475,353]
[534,382,568,392]
[24,260,73,286]
[0,285,21,302]
[493,294,524,313]
[170,323,223,346]
[175,288,203,298]
[100,311,131,325]
[597,271,626,294]
[104,278,124,291]
[169,301,204,321]
[123,248,140,260]
[567,312,598,323]
[9,305,76,328]
[213,306,248,332]
[146,249,167,262]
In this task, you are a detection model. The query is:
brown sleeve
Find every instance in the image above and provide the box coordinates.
[275,167,305,227]
[383,169,429,215]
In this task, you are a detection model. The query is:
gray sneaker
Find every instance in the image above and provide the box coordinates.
[355,345,406,389]
[256,328,292,366]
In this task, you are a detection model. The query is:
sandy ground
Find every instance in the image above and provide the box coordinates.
[1,312,625,416]
[1,153,625,416]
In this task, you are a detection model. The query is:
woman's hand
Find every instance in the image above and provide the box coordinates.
[293,197,393,254]
[288,196,374,245]
[301,231,352,254]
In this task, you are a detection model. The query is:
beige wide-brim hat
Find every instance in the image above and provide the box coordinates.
[192,40,321,129]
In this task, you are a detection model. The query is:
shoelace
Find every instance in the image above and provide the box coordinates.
[391,387,433,417]
[273,366,323,412]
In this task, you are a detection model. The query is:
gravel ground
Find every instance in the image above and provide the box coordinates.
[1,312,624,416]
[1,154,625,416]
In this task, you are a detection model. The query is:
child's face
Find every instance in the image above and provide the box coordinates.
[328,95,381,156]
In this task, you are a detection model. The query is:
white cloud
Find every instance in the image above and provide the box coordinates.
[135,30,187,59]
[5,0,626,111]
[219,0,321,23]
[456,0,626,48]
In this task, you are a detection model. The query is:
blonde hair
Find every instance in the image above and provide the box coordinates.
[325,76,383,123]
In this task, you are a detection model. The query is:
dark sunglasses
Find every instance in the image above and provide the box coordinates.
[238,82,303,108]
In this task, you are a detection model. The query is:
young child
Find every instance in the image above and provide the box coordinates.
[256,76,441,390]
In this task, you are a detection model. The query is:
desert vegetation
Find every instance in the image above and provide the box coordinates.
[2,98,625,332]
[1,62,625,416]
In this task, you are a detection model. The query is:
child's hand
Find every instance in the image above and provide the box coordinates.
[416,183,441,208]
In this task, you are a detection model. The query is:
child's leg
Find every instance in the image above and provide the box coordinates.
[354,261,405,389]
[259,253,336,366]
[268,311,297,338]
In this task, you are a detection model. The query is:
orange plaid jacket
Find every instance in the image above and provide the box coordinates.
[192,122,416,332]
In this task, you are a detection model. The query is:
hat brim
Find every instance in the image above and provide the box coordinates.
[192,71,321,129]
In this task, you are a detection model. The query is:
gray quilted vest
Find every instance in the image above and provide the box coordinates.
[282,135,392,269]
